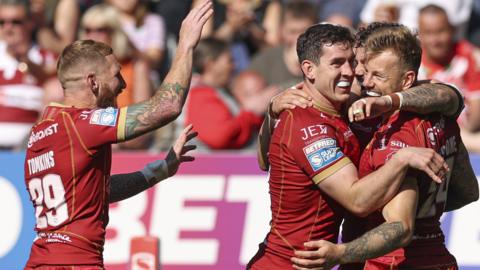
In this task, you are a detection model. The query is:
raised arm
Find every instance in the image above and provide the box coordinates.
[122,1,213,141]
[348,82,463,122]
[292,177,418,269]
[109,125,197,203]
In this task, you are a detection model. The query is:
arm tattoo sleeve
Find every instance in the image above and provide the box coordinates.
[402,84,460,116]
[109,171,149,203]
[125,82,187,140]
[341,222,405,264]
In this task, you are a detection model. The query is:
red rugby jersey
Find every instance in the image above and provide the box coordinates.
[249,105,361,270]
[24,103,127,267]
[359,111,458,269]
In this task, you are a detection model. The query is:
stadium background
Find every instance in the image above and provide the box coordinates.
[1,151,479,270]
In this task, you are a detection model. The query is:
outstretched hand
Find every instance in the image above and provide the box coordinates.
[178,0,214,50]
[165,124,198,177]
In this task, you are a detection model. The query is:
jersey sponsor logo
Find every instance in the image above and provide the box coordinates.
[303,139,343,171]
[27,123,58,148]
[390,140,407,148]
[27,150,55,175]
[90,107,118,126]
[300,125,328,140]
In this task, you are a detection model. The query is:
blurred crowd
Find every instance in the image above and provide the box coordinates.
[2,0,480,153]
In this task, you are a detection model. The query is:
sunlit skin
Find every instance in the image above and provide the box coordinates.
[363,50,406,97]
[0,5,29,51]
[95,54,127,108]
[302,43,355,112]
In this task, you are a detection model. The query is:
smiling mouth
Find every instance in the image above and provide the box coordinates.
[365,90,381,97]
[336,81,351,87]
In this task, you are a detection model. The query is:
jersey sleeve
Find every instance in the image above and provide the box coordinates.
[441,83,465,119]
[283,112,351,184]
[73,106,127,149]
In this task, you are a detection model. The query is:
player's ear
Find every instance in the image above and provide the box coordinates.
[86,73,99,95]
[301,60,316,81]
[401,70,416,90]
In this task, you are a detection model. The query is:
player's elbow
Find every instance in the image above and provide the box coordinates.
[349,203,372,218]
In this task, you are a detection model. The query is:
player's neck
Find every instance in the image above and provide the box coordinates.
[63,89,97,109]
[303,82,342,114]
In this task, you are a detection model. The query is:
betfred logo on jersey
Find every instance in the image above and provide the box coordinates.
[90,107,118,126]
[303,139,343,171]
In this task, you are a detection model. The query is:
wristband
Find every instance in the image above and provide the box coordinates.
[140,160,169,186]
[388,92,402,110]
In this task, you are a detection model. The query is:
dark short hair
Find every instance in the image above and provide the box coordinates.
[364,25,422,73]
[193,37,230,74]
[355,22,402,48]
[282,1,318,24]
[296,23,354,65]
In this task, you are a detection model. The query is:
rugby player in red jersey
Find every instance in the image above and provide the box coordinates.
[247,23,449,270]
[291,25,479,270]
[257,22,470,270]
[23,1,213,269]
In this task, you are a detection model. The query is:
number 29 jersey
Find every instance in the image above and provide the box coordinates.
[24,103,127,267]
[359,111,459,269]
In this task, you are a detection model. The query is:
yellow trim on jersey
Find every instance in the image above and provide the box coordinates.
[48,102,69,108]
[312,157,352,184]
[117,107,127,141]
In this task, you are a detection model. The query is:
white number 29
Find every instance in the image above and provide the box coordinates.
[28,174,69,229]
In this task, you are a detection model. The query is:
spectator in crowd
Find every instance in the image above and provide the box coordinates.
[316,0,366,28]
[360,0,473,39]
[184,37,276,150]
[197,0,274,72]
[246,1,317,90]
[31,0,80,55]
[417,4,480,151]
[107,0,166,74]
[0,0,57,150]
[80,3,153,149]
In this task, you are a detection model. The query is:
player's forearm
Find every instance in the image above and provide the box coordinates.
[351,155,408,216]
[124,48,192,140]
[109,172,149,203]
[337,221,407,264]
[401,83,459,117]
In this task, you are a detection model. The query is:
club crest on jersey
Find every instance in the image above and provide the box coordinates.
[89,107,118,126]
[303,138,343,171]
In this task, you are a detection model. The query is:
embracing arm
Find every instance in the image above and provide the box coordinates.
[122,1,213,141]
[401,82,462,117]
[445,140,479,211]
[337,177,418,264]
[317,148,443,217]
[349,83,463,122]
[292,178,418,269]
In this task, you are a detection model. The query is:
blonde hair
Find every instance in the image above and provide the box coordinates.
[79,4,133,60]
[57,40,113,87]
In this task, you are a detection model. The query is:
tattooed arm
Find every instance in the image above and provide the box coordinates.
[291,178,418,269]
[122,1,213,140]
[445,140,479,211]
[348,82,463,122]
